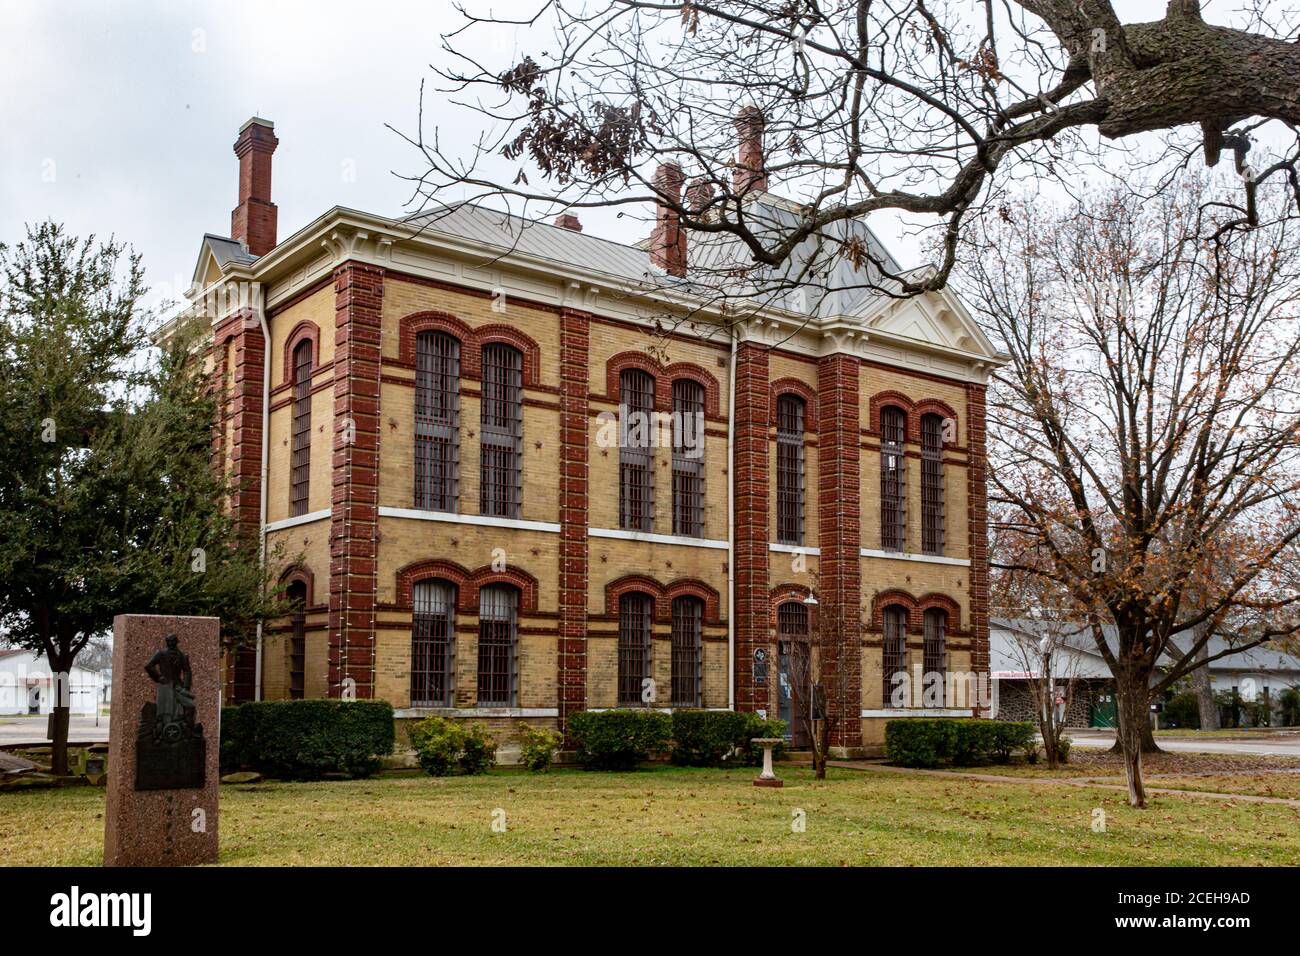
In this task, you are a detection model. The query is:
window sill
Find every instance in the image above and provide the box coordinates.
[393,707,559,719]
[860,549,970,567]
[861,708,976,718]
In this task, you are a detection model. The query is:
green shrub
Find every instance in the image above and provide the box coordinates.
[670,710,751,766]
[567,709,672,770]
[885,718,1034,769]
[408,716,497,776]
[989,721,1036,763]
[1280,688,1300,727]
[884,719,956,768]
[738,713,787,767]
[1162,691,1201,730]
[219,699,394,780]
[1056,734,1072,764]
[518,724,562,771]
[460,723,498,775]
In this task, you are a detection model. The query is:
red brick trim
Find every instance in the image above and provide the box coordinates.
[914,398,959,436]
[603,574,721,624]
[396,310,542,387]
[867,390,916,439]
[733,342,771,714]
[282,320,320,387]
[394,558,539,614]
[769,378,818,431]
[871,589,918,629]
[603,352,722,417]
[918,592,962,627]
[279,564,317,607]
[557,308,591,732]
[965,383,990,679]
[769,585,813,628]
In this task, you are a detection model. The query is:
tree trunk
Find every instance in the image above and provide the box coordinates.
[1114,676,1150,808]
[50,705,70,777]
[1191,636,1219,730]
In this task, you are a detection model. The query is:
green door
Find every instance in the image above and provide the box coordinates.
[1090,690,1118,728]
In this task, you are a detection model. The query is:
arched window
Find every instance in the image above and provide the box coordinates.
[289,338,313,516]
[476,584,518,706]
[480,343,523,518]
[920,412,945,555]
[776,395,806,546]
[923,607,947,707]
[671,595,703,706]
[286,580,307,700]
[618,592,654,705]
[411,579,456,707]
[882,605,907,708]
[880,406,907,552]
[414,331,460,511]
[672,380,705,537]
[619,369,655,532]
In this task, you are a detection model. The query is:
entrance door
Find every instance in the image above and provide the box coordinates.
[776,601,812,748]
[1090,689,1118,728]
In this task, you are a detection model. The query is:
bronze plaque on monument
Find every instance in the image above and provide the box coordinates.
[105,614,220,867]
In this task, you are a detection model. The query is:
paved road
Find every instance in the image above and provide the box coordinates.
[0,715,110,747]
[1070,728,1300,757]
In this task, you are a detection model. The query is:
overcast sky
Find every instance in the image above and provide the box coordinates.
[0,0,1214,315]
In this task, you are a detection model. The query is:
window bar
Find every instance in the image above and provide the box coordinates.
[671,596,702,707]
[618,593,653,705]
[619,370,655,533]
[923,609,946,707]
[776,396,806,546]
[289,340,312,517]
[411,580,455,707]
[882,606,907,708]
[414,332,460,512]
[672,380,705,537]
[880,407,907,552]
[476,585,517,707]
[920,413,945,555]
[480,344,523,518]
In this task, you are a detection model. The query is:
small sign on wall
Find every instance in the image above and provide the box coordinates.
[753,647,768,686]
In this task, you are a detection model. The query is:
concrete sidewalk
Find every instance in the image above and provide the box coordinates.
[1069,727,1300,757]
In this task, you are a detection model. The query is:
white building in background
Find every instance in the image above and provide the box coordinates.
[0,649,106,716]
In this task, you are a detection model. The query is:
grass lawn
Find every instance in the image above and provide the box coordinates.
[3,764,1299,866]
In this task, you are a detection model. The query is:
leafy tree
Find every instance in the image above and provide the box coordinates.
[0,222,282,775]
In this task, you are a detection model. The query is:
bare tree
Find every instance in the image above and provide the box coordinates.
[790,571,861,780]
[960,177,1300,807]
[401,0,1300,317]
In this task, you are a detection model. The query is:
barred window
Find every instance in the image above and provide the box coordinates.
[289,339,313,517]
[923,607,947,707]
[411,580,456,707]
[480,344,523,518]
[286,581,306,700]
[882,606,907,708]
[414,332,460,512]
[476,584,518,707]
[921,413,945,556]
[776,395,806,546]
[671,596,703,707]
[619,369,655,532]
[672,380,705,537]
[778,601,811,739]
[880,406,907,552]
[618,592,654,706]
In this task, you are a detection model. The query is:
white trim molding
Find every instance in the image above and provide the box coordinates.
[860,548,971,567]
[861,708,977,718]
[379,506,561,535]
[769,543,821,556]
[588,527,729,550]
[264,508,331,533]
[393,707,560,719]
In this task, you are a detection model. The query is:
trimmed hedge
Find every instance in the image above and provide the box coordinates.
[884,718,1034,769]
[568,709,672,770]
[220,699,395,780]
[670,710,787,767]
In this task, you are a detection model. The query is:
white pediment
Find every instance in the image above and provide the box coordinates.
[853,285,1003,362]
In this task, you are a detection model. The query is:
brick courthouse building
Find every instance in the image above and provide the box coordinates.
[184,116,1005,753]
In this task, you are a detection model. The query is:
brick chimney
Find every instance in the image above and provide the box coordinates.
[554,213,583,231]
[733,106,767,195]
[231,117,279,257]
[649,162,687,277]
